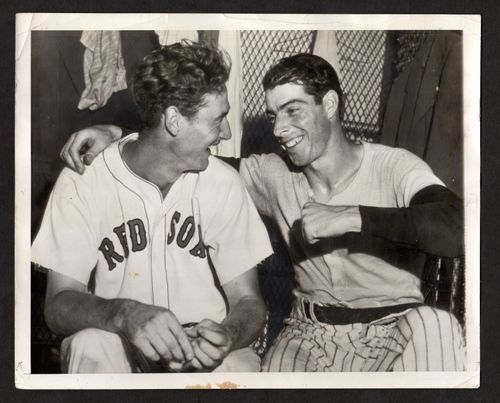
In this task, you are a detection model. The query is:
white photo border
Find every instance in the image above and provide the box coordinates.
[15,13,481,389]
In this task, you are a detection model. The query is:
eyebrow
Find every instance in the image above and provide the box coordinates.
[265,98,307,115]
[215,109,230,120]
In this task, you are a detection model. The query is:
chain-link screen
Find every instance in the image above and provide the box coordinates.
[240,30,393,148]
[336,31,391,142]
[240,30,315,157]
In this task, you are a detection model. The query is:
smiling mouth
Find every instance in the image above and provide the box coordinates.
[282,135,304,150]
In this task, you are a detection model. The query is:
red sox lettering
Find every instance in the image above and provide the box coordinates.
[167,211,207,259]
[98,213,207,271]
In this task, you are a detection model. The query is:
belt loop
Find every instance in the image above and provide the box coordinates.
[308,300,318,322]
[300,298,307,320]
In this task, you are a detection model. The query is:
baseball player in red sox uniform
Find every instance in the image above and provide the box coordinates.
[32,42,273,373]
[61,52,466,372]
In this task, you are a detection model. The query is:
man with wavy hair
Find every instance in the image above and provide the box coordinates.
[60,52,466,372]
[32,41,272,373]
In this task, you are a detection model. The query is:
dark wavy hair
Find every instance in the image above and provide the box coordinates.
[263,53,343,113]
[133,40,231,128]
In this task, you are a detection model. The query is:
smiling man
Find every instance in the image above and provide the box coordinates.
[60,52,466,372]
[242,54,466,372]
[31,41,272,373]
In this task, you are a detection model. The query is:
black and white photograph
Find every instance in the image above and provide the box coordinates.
[15,13,480,389]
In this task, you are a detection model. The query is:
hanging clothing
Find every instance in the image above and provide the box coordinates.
[313,30,342,76]
[78,31,128,111]
[199,30,219,47]
[210,31,243,158]
[155,30,198,45]
[381,32,463,196]
[32,32,157,234]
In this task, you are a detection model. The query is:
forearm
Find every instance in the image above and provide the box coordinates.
[221,296,267,351]
[44,290,137,337]
[359,185,464,257]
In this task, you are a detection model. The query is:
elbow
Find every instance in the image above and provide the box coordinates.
[440,231,464,258]
[43,299,58,335]
[254,298,268,332]
[422,212,464,257]
[244,295,268,341]
[440,206,464,257]
[431,237,464,258]
[43,292,67,336]
[244,295,267,330]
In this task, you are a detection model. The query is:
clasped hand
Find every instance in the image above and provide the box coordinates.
[122,303,231,372]
[183,319,233,371]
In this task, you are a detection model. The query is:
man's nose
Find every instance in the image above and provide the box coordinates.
[219,118,232,140]
[273,116,289,139]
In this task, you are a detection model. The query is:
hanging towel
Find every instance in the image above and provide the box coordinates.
[210,31,243,158]
[78,31,128,111]
[313,31,342,79]
[155,30,198,46]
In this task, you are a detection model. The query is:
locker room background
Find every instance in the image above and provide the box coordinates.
[30,30,464,372]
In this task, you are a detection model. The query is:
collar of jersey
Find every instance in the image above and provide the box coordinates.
[102,133,188,213]
[296,141,369,204]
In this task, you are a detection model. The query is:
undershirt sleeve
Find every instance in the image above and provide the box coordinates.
[359,185,464,257]
[391,148,445,206]
[31,169,99,286]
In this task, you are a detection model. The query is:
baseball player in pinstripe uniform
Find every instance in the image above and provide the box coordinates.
[61,52,466,372]
[32,42,273,373]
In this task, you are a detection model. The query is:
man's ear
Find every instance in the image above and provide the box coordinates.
[322,90,340,119]
[164,106,181,136]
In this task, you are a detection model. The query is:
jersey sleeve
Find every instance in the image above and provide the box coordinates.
[31,169,99,286]
[239,154,273,216]
[201,162,273,286]
[392,149,445,206]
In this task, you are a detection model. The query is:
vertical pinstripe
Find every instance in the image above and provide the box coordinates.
[262,301,466,372]
[450,313,457,370]
[432,307,445,370]
[415,308,430,370]
[392,306,466,371]
[278,337,295,371]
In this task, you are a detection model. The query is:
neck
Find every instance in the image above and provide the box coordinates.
[122,128,183,197]
[303,124,364,202]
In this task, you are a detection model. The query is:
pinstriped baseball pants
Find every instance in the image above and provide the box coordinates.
[262,300,466,372]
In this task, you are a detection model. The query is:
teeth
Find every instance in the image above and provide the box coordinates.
[285,136,304,148]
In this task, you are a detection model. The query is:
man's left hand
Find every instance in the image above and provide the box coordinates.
[186,319,233,371]
[301,202,362,244]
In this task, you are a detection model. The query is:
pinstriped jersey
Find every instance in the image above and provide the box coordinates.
[240,142,444,308]
[32,134,273,325]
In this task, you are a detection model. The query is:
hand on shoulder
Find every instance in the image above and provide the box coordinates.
[60,125,122,174]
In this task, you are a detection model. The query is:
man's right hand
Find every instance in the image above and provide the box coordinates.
[60,125,122,174]
[119,300,195,366]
